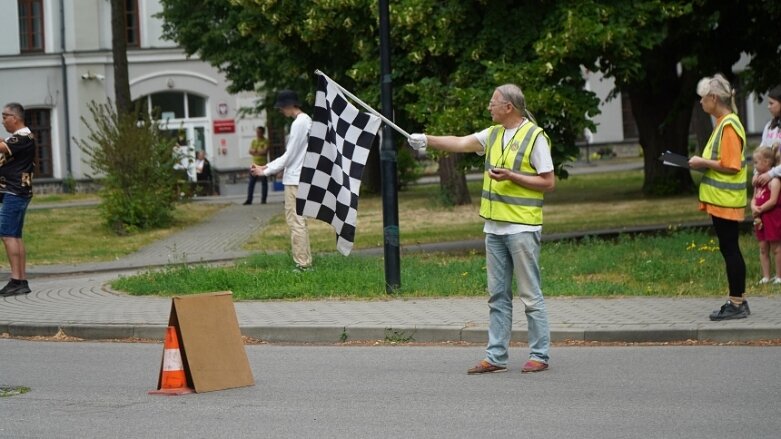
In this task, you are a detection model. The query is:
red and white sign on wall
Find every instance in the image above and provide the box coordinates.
[213,119,236,134]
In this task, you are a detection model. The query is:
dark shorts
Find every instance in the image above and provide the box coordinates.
[0,193,32,238]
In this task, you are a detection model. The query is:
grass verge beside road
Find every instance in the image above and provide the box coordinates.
[113,230,777,299]
[115,168,772,299]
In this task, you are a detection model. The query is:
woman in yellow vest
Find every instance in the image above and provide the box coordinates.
[689,74,750,321]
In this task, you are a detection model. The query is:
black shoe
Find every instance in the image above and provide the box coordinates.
[0,280,31,297]
[709,300,748,321]
[242,201,252,205]
[261,200,267,204]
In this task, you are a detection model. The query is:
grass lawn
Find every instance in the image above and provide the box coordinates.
[23,201,225,265]
[112,168,778,299]
[245,169,713,253]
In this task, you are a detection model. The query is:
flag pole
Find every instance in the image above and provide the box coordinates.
[314,69,411,139]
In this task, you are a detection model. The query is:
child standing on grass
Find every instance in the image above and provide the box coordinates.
[751,145,781,284]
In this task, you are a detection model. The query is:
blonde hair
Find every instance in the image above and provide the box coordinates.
[754,144,781,168]
[697,74,738,114]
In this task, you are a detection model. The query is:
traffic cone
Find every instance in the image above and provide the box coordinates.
[149,326,193,395]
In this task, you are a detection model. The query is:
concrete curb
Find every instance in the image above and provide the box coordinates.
[5,322,780,344]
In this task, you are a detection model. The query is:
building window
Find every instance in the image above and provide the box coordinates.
[621,93,639,140]
[125,0,140,47]
[26,109,53,178]
[187,94,207,118]
[134,92,208,120]
[151,92,185,119]
[18,0,45,52]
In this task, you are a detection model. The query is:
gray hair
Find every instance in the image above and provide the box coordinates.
[495,84,537,123]
[696,74,738,114]
[3,102,25,122]
[495,84,526,112]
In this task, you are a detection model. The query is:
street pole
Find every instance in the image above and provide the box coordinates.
[378,0,401,293]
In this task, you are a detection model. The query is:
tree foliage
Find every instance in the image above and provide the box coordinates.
[158,0,597,204]
[158,0,781,198]
[536,0,781,194]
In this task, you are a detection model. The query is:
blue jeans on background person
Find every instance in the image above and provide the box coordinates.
[484,231,551,366]
[245,174,268,204]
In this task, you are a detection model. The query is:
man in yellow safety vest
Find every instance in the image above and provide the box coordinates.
[408,84,555,374]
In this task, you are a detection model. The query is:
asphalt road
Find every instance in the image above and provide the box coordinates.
[1,341,779,439]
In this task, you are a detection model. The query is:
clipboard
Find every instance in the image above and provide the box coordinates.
[658,151,703,172]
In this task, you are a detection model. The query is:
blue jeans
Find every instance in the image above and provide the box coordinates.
[0,193,31,238]
[485,231,550,366]
[246,174,268,203]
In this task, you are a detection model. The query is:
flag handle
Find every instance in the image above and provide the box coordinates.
[314,70,411,139]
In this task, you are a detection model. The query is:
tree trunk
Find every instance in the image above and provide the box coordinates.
[111,0,131,114]
[438,153,471,205]
[627,70,697,195]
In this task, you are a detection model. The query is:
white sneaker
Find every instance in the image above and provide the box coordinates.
[758,277,771,285]
[772,277,781,285]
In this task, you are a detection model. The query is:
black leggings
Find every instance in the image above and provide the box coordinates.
[711,216,745,297]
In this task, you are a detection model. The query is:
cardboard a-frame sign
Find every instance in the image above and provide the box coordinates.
[155,291,255,393]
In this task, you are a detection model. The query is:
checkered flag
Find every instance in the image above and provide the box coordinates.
[296,73,382,255]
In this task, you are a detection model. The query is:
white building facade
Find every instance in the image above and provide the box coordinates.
[0,0,264,191]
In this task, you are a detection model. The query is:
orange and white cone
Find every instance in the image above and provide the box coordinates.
[149,326,193,395]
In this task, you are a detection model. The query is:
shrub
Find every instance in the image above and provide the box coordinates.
[77,101,179,234]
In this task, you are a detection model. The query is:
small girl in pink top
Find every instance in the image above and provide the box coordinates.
[751,145,781,284]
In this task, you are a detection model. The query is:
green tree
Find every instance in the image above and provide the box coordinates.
[157,0,597,205]
[537,0,781,195]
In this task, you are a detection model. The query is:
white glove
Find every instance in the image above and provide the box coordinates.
[408,133,428,150]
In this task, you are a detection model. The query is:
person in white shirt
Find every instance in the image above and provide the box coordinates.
[408,84,554,375]
[753,85,781,187]
[251,90,313,270]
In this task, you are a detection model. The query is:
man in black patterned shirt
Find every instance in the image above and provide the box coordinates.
[0,102,35,296]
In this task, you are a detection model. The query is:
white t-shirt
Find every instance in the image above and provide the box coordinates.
[472,120,554,235]
[761,120,781,148]
[264,112,313,185]
[760,120,781,178]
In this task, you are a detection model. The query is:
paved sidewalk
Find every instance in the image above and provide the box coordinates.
[3,166,781,344]
[2,269,780,343]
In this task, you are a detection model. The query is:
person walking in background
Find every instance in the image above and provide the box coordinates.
[751,146,781,285]
[408,83,554,374]
[0,102,35,297]
[244,126,269,205]
[689,74,750,321]
[752,85,781,187]
[195,150,214,195]
[250,90,312,271]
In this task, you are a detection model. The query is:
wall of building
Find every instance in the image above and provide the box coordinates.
[0,0,21,56]
[583,70,625,144]
[0,0,264,189]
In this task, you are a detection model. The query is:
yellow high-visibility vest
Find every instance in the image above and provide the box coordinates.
[479,122,550,225]
[699,113,747,208]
